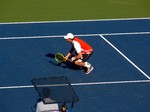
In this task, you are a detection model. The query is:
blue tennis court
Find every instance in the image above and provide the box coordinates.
[0,18,150,112]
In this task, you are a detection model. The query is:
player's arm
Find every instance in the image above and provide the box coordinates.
[65,45,74,59]
[70,42,82,62]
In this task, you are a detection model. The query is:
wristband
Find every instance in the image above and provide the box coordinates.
[71,57,75,61]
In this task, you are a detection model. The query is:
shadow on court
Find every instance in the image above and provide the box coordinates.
[45,53,82,70]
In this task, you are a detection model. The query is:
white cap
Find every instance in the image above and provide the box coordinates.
[64,33,74,39]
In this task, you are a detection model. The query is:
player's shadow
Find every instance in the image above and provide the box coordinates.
[45,53,82,70]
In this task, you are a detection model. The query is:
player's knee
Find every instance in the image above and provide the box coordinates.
[74,60,78,65]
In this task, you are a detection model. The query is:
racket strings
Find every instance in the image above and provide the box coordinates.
[55,53,64,63]
[56,54,63,60]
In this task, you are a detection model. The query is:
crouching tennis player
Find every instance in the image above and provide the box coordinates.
[64,33,94,74]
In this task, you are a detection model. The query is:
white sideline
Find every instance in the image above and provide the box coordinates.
[0,80,150,90]
[0,31,150,40]
[0,17,150,24]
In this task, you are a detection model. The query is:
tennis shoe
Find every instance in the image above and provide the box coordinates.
[85,65,94,74]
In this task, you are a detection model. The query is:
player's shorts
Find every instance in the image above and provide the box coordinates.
[81,53,93,62]
[71,51,93,62]
[77,52,93,62]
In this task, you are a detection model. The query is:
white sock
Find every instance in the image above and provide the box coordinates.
[84,62,91,68]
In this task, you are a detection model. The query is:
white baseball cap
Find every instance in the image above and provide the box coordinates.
[64,33,74,39]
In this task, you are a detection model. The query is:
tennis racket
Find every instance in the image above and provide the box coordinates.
[55,53,67,63]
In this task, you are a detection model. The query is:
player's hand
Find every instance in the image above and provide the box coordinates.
[63,56,68,61]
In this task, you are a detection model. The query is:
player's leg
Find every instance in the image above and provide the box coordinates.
[82,53,94,74]
[74,53,94,74]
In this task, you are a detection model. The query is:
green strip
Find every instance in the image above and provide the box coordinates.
[0,0,150,22]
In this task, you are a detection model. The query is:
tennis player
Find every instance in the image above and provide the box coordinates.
[64,33,94,74]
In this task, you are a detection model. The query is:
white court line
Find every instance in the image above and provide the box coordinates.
[0,31,150,40]
[0,17,150,24]
[99,34,150,80]
[0,80,150,90]
[0,35,64,40]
